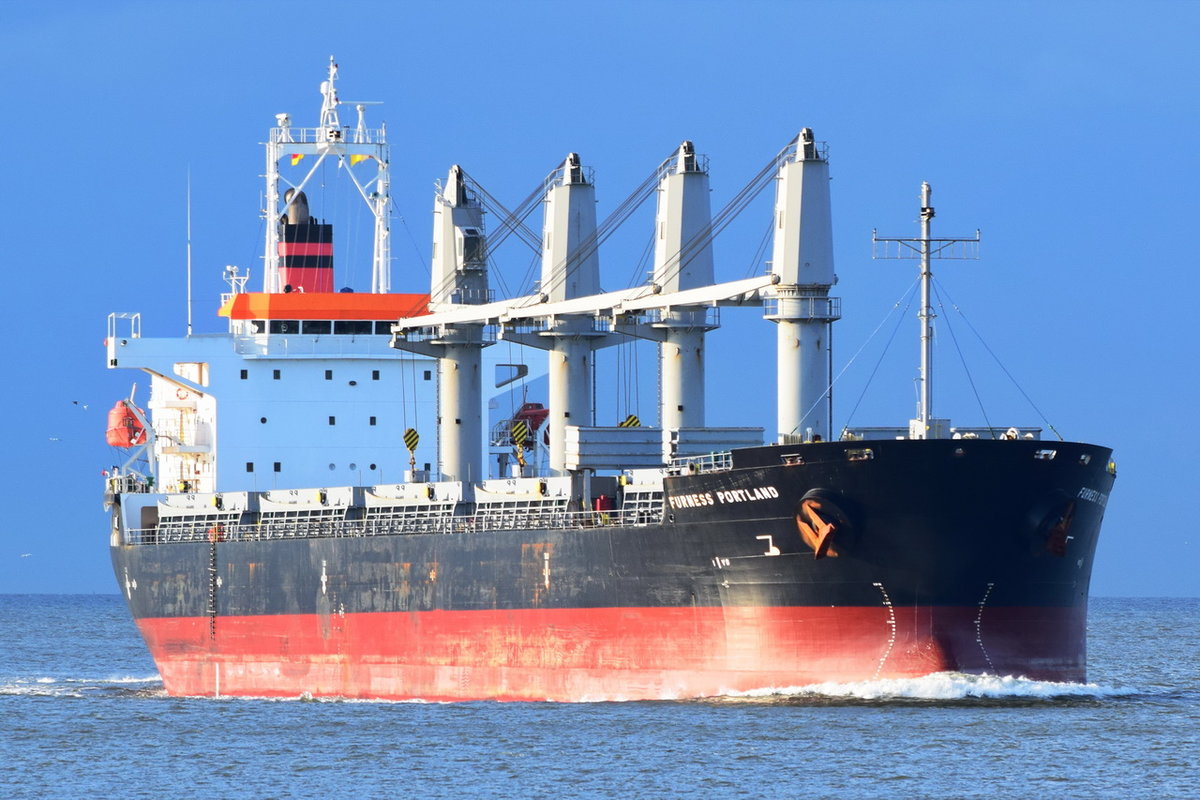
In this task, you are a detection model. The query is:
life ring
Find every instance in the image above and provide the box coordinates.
[176,387,188,400]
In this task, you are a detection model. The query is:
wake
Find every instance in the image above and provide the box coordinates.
[0,674,162,698]
[723,671,1137,702]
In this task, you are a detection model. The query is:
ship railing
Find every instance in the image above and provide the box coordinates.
[106,474,155,494]
[644,307,720,329]
[488,418,539,448]
[762,294,842,321]
[155,420,210,449]
[467,507,659,532]
[271,125,388,146]
[107,312,141,341]
[668,451,733,474]
[121,505,665,545]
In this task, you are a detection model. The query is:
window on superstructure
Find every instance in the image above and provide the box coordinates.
[325,370,333,380]
[369,416,377,426]
[251,320,266,334]
[246,462,254,472]
[462,230,485,265]
[329,416,336,425]
[269,320,299,334]
[273,462,281,472]
[372,370,380,381]
[423,370,432,381]
[240,369,248,380]
[302,320,331,335]
[273,369,281,380]
[334,320,374,335]
[374,322,393,335]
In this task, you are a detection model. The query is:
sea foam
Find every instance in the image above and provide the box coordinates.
[724,671,1137,701]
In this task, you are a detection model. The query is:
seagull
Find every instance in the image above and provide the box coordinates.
[72,400,89,410]
[20,553,32,558]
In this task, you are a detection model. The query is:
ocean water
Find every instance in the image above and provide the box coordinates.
[0,596,1195,799]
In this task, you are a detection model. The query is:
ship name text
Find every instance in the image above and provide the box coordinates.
[1077,487,1108,507]
[668,486,780,510]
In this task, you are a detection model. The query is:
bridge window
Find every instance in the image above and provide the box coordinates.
[334,320,374,335]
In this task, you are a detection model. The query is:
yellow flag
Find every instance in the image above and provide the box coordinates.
[290,154,304,166]
[350,154,371,166]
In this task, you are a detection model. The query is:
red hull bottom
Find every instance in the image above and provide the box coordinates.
[137,605,1086,701]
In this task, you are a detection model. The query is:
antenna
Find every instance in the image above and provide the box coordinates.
[872,183,980,439]
[186,169,193,337]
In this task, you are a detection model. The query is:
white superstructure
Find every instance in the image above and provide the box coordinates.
[107,61,901,516]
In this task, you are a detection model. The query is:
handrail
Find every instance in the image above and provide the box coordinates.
[668,451,732,474]
[121,505,665,546]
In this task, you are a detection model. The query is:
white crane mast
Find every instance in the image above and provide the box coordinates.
[766,130,840,443]
[504,154,612,476]
[651,142,716,430]
[391,167,491,483]
[390,133,849,481]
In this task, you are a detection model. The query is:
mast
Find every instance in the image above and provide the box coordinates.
[263,57,391,293]
[918,182,934,434]
[873,183,980,439]
[429,167,489,483]
[766,129,840,443]
[652,142,717,431]
[390,167,492,483]
[503,154,614,477]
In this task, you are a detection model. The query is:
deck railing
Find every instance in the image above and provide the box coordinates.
[122,504,664,546]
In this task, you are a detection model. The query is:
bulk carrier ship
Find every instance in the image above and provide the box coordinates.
[103,61,1115,701]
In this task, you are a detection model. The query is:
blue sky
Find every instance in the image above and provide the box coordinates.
[2,0,1196,595]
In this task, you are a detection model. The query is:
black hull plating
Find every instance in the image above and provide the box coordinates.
[114,439,1113,620]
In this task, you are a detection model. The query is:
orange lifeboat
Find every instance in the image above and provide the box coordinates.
[105,400,147,447]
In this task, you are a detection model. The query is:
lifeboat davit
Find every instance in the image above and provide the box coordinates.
[105,400,147,447]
